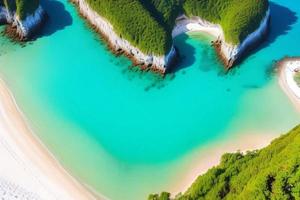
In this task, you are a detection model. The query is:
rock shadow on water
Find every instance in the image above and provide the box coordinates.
[244,2,298,59]
[111,55,176,91]
[169,33,196,73]
[34,0,73,39]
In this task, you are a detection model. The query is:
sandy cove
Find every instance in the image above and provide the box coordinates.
[0,78,103,200]
[278,57,300,112]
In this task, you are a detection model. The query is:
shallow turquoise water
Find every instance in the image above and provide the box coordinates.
[0,0,300,199]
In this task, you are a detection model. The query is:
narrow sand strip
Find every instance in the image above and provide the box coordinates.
[172,17,222,39]
[278,57,300,112]
[169,132,277,196]
[0,79,102,200]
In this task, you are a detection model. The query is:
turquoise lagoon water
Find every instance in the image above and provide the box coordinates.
[0,0,300,199]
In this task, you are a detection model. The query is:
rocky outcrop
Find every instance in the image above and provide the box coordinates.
[72,0,270,72]
[173,9,271,69]
[219,9,271,68]
[0,6,45,40]
[72,0,177,74]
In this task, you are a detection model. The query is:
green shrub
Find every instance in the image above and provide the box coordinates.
[149,125,300,200]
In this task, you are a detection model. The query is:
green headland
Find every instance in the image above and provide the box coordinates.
[84,0,269,55]
[150,125,300,200]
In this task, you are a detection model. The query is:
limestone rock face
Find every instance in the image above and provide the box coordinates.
[72,0,269,72]
[16,6,45,39]
[72,0,178,73]
[0,5,45,40]
[220,9,271,67]
[173,9,270,68]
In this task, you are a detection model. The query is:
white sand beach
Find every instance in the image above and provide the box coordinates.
[278,58,300,111]
[0,79,101,200]
[172,16,222,39]
[1,57,299,200]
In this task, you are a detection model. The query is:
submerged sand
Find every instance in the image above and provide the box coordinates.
[169,57,300,197]
[1,58,299,199]
[0,78,102,200]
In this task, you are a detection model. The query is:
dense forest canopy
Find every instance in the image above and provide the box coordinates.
[1,0,39,20]
[184,0,269,44]
[85,0,269,55]
[149,125,300,200]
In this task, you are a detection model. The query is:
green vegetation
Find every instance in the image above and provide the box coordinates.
[294,73,300,87]
[3,0,16,12]
[149,125,300,200]
[183,0,269,44]
[16,0,39,20]
[2,0,39,20]
[85,0,176,55]
[84,0,269,55]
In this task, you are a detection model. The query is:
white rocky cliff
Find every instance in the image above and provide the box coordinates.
[73,0,270,72]
[0,5,45,39]
[173,9,271,68]
[72,0,177,73]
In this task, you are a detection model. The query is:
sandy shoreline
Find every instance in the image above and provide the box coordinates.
[0,78,102,200]
[278,57,300,112]
[169,132,277,196]
[0,79,281,200]
[1,58,299,199]
[169,57,300,196]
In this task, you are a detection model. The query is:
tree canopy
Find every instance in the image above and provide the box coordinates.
[85,0,269,55]
[149,125,300,200]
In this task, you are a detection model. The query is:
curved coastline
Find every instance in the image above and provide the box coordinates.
[71,0,270,73]
[0,78,103,200]
[168,132,278,198]
[278,57,300,111]
[172,9,270,68]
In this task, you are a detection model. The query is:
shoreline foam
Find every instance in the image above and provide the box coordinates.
[0,78,103,200]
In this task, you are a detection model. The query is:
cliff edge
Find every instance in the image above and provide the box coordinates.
[73,0,270,73]
[0,0,45,40]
